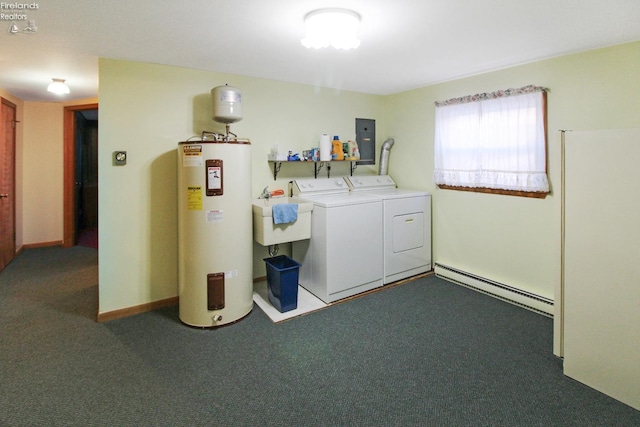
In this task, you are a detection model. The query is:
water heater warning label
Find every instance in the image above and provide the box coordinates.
[208,166,221,190]
[187,186,202,210]
[206,210,224,222]
[182,145,203,167]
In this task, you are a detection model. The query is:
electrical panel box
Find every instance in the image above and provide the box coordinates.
[356,118,375,165]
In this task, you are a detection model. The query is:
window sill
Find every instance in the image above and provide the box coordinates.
[437,184,549,199]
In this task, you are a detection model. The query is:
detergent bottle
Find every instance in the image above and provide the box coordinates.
[332,135,344,160]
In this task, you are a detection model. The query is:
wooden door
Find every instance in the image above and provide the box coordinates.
[63,104,98,247]
[0,98,17,271]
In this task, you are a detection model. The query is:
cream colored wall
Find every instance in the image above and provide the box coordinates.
[0,89,24,249]
[21,102,63,245]
[19,98,98,247]
[385,41,640,304]
[98,58,385,315]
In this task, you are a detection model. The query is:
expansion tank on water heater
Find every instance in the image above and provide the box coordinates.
[177,84,252,327]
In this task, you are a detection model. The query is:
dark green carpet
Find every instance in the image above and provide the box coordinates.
[1,246,639,426]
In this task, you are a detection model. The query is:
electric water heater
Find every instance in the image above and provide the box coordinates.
[177,139,253,327]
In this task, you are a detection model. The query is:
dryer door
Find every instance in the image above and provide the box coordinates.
[393,212,424,252]
[383,195,431,284]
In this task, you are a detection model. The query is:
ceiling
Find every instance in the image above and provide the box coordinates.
[2,0,639,102]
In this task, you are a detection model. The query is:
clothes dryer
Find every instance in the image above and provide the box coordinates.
[346,175,432,284]
[291,177,383,303]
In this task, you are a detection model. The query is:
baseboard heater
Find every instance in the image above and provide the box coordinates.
[434,263,553,317]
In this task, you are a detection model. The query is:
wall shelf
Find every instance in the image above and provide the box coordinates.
[268,160,359,180]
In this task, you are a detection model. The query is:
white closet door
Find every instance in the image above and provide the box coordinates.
[563,128,640,411]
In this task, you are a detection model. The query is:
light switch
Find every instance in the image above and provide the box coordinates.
[113,151,127,166]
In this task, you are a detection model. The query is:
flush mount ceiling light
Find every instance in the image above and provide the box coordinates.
[301,8,361,50]
[47,78,70,95]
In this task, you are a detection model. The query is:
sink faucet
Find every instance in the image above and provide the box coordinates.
[261,186,271,199]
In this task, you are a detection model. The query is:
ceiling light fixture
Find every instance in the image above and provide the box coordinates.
[47,78,70,95]
[301,8,361,50]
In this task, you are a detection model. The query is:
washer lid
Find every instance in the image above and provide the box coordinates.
[292,191,381,208]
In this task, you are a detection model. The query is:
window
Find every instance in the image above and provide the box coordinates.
[433,85,549,197]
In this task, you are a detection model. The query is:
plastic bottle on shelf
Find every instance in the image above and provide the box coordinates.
[347,140,358,160]
[332,136,344,160]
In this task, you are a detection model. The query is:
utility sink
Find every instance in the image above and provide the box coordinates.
[252,198,313,246]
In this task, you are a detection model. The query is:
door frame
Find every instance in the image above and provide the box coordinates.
[1,97,17,270]
[63,103,98,248]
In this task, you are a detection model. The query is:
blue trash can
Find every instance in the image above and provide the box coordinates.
[264,255,301,313]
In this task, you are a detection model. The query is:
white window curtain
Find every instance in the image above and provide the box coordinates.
[433,85,549,193]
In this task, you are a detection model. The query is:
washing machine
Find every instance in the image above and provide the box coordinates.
[291,177,383,303]
[346,175,431,284]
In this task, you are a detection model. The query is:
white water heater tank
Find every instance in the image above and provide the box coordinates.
[211,85,243,124]
[177,139,253,327]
